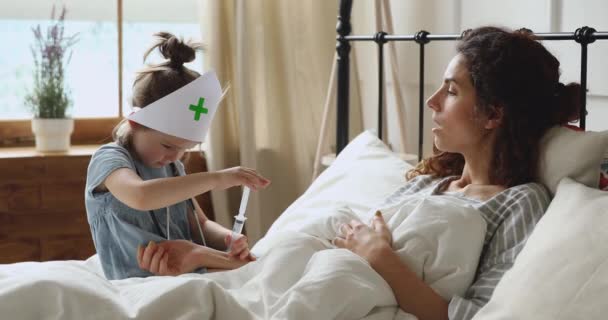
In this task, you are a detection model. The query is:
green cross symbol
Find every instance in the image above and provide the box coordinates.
[189,97,208,121]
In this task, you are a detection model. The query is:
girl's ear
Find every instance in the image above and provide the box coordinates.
[128,120,140,129]
[484,105,504,130]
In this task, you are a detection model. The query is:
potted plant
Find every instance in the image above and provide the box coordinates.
[25,5,78,152]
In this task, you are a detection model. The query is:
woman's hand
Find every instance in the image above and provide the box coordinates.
[137,240,204,276]
[225,233,256,261]
[335,212,450,319]
[213,166,271,191]
[333,211,393,267]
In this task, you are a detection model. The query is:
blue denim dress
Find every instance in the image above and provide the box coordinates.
[85,143,206,280]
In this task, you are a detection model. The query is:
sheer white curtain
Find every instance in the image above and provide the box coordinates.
[201,0,362,243]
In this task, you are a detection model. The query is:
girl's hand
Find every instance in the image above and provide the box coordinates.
[225,233,256,261]
[214,167,271,191]
[332,211,392,266]
[137,240,203,276]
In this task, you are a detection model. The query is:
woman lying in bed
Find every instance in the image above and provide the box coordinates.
[332,27,582,320]
[138,26,581,319]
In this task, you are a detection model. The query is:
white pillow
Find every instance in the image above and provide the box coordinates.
[252,130,410,256]
[473,177,608,320]
[539,126,608,195]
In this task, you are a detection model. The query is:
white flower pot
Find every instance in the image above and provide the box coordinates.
[31,118,74,152]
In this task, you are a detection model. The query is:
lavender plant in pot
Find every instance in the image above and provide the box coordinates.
[25,6,78,152]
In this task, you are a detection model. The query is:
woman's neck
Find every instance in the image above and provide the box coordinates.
[453,141,496,188]
[458,162,491,187]
[444,145,507,201]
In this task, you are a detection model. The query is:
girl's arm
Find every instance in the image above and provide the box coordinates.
[202,220,231,250]
[189,198,228,250]
[190,199,255,261]
[103,166,269,211]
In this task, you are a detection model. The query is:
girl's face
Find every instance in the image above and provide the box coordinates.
[131,126,198,168]
[426,54,497,155]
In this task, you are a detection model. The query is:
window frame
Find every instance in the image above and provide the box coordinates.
[1,0,125,147]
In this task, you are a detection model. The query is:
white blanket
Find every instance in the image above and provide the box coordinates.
[257,194,487,301]
[0,195,485,320]
[0,234,399,320]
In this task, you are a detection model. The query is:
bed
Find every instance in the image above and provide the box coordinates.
[1,128,607,319]
[2,1,608,319]
[0,132,432,320]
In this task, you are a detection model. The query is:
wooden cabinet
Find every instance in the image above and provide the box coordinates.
[0,146,214,263]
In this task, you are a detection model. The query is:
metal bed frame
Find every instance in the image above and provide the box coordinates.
[334,0,608,160]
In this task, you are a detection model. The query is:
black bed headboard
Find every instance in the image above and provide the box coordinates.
[335,0,608,160]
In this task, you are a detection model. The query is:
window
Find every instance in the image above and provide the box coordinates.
[0,0,203,145]
[0,1,118,119]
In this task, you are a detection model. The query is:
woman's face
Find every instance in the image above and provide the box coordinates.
[132,126,198,168]
[426,54,494,155]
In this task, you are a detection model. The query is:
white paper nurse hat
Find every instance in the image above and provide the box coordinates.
[127,70,223,143]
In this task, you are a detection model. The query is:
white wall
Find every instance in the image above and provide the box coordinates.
[351,0,608,158]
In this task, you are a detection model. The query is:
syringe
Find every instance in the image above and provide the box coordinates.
[227,186,250,251]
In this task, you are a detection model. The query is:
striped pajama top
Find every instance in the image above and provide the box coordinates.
[379,174,551,320]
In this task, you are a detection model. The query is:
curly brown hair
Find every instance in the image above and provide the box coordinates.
[406,26,582,187]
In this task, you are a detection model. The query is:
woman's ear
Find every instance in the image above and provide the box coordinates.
[484,105,504,130]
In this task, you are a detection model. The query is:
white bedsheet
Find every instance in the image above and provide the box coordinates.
[0,234,406,320]
[0,195,485,320]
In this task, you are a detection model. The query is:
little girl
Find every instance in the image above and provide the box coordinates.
[85,32,270,280]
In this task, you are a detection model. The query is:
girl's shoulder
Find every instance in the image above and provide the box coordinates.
[90,142,137,166]
[93,142,130,158]
[87,142,136,177]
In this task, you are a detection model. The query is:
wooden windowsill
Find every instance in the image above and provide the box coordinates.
[0,145,102,159]
[0,143,209,159]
